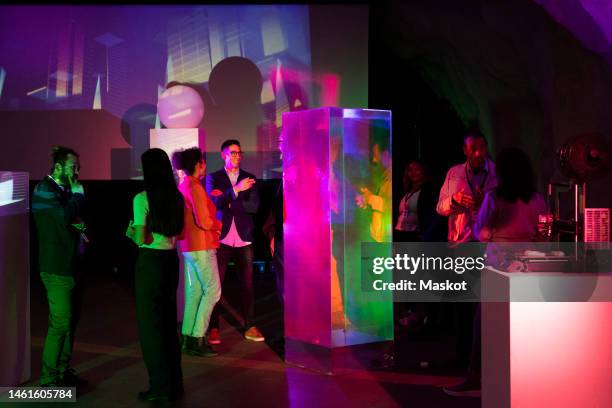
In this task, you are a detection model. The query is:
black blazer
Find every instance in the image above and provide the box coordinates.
[205,168,260,242]
[31,176,85,276]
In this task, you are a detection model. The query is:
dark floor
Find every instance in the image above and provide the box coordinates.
[8,266,480,408]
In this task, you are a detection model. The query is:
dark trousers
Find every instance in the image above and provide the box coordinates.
[40,273,77,384]
[455,301,482,374]
[135,248,183,394]
[209,244,255,330]
[468,303,482,377]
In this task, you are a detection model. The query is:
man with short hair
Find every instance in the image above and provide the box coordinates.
[206,139,263,343]
[437,131,497,397]
[437,131,497,244]
[32,146,87,387]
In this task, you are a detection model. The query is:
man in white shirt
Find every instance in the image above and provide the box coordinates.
[437,131,497,244]
[438,131,496,397]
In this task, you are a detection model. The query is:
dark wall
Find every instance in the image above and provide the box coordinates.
[0,110,130,180]
[310,5,369,108]
[29,179,280,280]
[371,0,612,212]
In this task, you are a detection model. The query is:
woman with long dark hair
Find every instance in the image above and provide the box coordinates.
[476,147,547,242]
[446,148,548,397]
[126,148,184,402]
[172,147,221,358]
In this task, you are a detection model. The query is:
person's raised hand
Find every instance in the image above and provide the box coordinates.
[235,177,256,193]
[452,191,476,210]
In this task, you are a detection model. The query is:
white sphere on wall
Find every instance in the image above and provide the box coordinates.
[157,85,204,128]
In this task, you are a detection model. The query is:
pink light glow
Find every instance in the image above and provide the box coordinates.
[320,74,340,107]
[268,66,341,110]
[510,302,612,407]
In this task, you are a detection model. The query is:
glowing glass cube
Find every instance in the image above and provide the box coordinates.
[282,108,393,372]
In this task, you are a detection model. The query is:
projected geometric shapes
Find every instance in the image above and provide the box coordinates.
[0,68,5,101]
[0,171,30,386]
[26,86,48,100]
[260,79,275,104]
[0,172,28,215]
[165,56,175,85]
[157,85,204,128]
[93,75,102,110]
[154,85,165,129]
[150,128,205,165]
[261,8,287,56]
[49,70,75,81]
[282,108,393,373]
[167,9,213,84]
[94,33,124,48]
[94,33,125,95]
[0,179,15,207]
[72,31,85,96]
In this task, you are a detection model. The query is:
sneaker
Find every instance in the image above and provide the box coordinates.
[244,326,265,342]
[442,377,481,397]
[208,328,221,345]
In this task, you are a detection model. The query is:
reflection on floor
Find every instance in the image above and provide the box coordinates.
[12,269,479,408]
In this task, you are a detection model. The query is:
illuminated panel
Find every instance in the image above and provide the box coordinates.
[283,108,393,372]
[482,270,612,408]
[510,302,612,408]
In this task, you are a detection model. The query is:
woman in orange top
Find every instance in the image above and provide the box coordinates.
[172,147,222,357]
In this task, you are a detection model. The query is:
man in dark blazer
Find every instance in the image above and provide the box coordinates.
[32,146,87,387]
[205,139,263,343]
